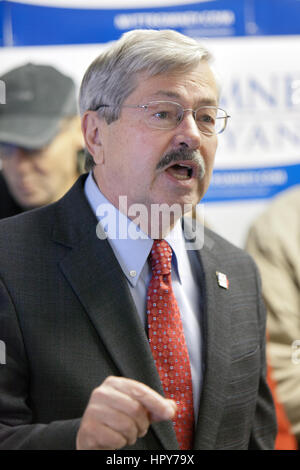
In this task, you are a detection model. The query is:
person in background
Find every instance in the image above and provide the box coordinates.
[246,185,300,449]
[267,357,297,449]
[0,29,276,450]
[0,63,84,219]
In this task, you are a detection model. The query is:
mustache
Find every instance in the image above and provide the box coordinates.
[156,147,206,179]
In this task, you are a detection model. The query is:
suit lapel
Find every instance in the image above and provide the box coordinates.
[183,220,232,449]
[52,176,178,450]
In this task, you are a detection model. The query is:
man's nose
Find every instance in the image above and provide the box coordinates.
[171,111,202,149]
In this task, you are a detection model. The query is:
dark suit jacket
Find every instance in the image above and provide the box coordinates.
[0,174,276,450]
[0,172,24,220]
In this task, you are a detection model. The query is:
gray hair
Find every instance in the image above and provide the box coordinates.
[79,29,213,170]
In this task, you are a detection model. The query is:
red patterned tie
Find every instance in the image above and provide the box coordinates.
[147,239,194,450]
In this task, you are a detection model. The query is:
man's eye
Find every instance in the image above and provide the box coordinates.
[199,114,214,123]
[154,111,170,119]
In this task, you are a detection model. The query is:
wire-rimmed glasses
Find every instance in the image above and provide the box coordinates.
[96,100,230,135]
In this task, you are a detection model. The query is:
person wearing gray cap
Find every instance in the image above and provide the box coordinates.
[0,63,84,218]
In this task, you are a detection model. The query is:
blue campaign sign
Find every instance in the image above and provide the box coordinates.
[0,0,251,47]
[253,0,300,36]
[203,163,300,202]
[2,0,300,47]
[0,2,4,47]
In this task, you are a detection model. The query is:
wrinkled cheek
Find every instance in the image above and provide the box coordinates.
[203,144,217,177]
[205,136,218,161]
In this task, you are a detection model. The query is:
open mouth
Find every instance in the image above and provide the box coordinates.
[164,162,195,181]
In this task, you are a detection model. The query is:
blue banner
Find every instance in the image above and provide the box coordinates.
[203,163,300,202]
[254,0,300,36]
[0,2,4,47]
[1,0,244,47]
[2,0,300,47]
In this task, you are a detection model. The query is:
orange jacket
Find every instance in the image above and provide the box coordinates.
[267,363,298,450]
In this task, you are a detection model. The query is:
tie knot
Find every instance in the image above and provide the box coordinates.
[150,240,172,275]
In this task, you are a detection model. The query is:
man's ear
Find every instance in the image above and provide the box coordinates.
[81,111,104,165]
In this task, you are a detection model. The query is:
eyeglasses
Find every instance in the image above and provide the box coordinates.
[96,101,230,135]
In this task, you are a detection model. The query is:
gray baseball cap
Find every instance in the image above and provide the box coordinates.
[0,63,78,149]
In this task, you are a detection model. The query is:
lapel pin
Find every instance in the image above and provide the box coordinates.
[216,271,229,289]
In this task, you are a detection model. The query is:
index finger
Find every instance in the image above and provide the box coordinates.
[108,377,177,422]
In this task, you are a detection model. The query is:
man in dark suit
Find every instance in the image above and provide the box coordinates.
[0,29,276,450]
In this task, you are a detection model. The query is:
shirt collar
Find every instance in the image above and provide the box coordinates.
[84,172,184,286]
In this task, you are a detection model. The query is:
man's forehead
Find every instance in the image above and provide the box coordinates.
[150,89,218,106]
[130,71,218,106]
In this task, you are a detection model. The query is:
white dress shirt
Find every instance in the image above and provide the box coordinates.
[84,172,204,420]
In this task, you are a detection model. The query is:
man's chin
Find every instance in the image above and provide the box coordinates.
[14,193,47,210]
